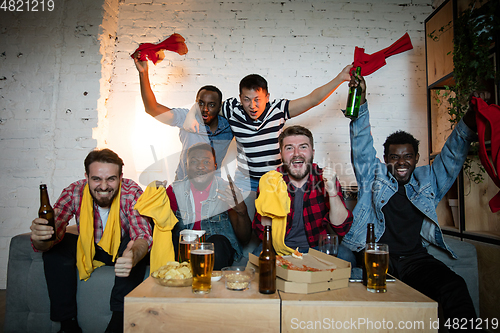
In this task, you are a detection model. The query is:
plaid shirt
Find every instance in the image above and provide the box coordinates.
[47,179,152,248]
[253,164,353,248]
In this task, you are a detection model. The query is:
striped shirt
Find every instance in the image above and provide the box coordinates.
[51,179,153,248]
[222,97,290,179]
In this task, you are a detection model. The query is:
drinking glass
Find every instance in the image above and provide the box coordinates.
[319,233,338,256]
[190,242,215,294]
[364,243,389,293]
[178,230,199,263]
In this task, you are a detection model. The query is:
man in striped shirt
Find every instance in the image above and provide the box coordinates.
[184,65,353,218]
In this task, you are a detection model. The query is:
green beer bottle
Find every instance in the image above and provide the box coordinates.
[345,66,362,119]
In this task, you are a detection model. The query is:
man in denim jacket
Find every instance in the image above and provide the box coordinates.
[342,73,477,325]
[166,143,252,269]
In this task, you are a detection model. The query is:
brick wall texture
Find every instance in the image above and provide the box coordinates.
[0,0,434,289]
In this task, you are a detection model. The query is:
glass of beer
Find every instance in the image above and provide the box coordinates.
[178,230,199,263]
[364,243,389,293]
[319,233,338,256]
[190,242,215,294]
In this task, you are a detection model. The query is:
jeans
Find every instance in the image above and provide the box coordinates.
[389,252,476,330]
[42,233,148,321]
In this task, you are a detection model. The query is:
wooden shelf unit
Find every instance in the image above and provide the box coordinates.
[425,0,500,246]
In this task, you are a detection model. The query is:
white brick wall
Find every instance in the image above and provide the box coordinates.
[109,0,433,188]
[0,0,119,289]
[0,0,434,289]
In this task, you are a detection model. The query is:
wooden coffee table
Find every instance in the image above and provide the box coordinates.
[124,276,280,332]
[280,280,438,332]
[125,277,437,332]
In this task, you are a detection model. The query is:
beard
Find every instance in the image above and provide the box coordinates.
[283,156,313,182]
[90,188,119,208]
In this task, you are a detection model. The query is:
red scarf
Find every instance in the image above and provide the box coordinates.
[473,96,500,212]
[131,33,188,64]
[352,33,413,76]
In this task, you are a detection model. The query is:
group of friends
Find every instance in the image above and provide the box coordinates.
[29,55,479,333]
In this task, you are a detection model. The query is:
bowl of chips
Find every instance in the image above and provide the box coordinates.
[151,261,193,287]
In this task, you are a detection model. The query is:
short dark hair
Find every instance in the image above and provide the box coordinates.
[383,131,420,156]
[84,148,124,175]
[239,74,268,95]
[196,85,223,107]
[279,125,314,150]
[187,142,216,162]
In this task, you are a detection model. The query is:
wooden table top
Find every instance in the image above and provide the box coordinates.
[279,279,436,308]
[127,276,435,308]
[126,276,280,304]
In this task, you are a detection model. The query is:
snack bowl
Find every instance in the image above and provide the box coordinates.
[151,261,193,287]
[221,266,255,291]
[152,275,192,287]
[211,271,222,282]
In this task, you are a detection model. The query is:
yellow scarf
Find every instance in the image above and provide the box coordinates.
[76,183,122,281]
[134,182,178,274]
[255,170,294,256]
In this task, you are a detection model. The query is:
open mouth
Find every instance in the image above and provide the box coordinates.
[290,158,305,168]
[95,189,113,197]
[396,168,408,178]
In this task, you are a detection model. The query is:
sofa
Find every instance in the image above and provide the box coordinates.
[4,233,149,333]
[4,232,480,332]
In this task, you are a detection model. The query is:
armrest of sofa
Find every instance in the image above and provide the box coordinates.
[5,233,57,332]
[427,235,479,316]
[5,233,115,332]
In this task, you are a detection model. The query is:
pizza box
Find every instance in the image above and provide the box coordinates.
[248,248,351,284]
[276,276,349,294]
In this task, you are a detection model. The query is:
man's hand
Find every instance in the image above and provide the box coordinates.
[155,180,168,189]
[217,181,245,213]
[182,103,201,133]
[115,240,134,277]
[339,64,354,82]
[134,54,148,74]
[30,218,55,242]
[348,70,366,105]
[323,166,338,196]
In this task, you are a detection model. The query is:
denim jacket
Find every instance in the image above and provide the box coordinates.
[172,176,243,261]
[342,102,476,258]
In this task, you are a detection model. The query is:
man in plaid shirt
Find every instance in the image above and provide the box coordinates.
[252,125,355,265]
[30,149,152,333]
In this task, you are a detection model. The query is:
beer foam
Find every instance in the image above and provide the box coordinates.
[190,249,214,255]
[366,250,389,255]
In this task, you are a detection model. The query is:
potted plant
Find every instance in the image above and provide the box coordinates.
[429,0,499,184]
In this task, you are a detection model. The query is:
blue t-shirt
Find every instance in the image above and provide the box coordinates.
[170,108,234,180]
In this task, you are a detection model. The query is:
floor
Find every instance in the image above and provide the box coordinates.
[0,289,5,333]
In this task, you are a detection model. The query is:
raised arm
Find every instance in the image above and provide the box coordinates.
[322,167,349,226]
[134,56,175,124]
[288,64,353,118]
[217,182,252,245]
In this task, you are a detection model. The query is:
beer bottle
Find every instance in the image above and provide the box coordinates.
[259,225,276,294]
[362,223,375,286]
[345,66,362,119]
[39,184,56,241]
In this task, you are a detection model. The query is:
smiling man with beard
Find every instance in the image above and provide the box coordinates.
[252,125,355,266]
[342,73,478,328]
[30,149,153,333]
[163,143,252,269]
